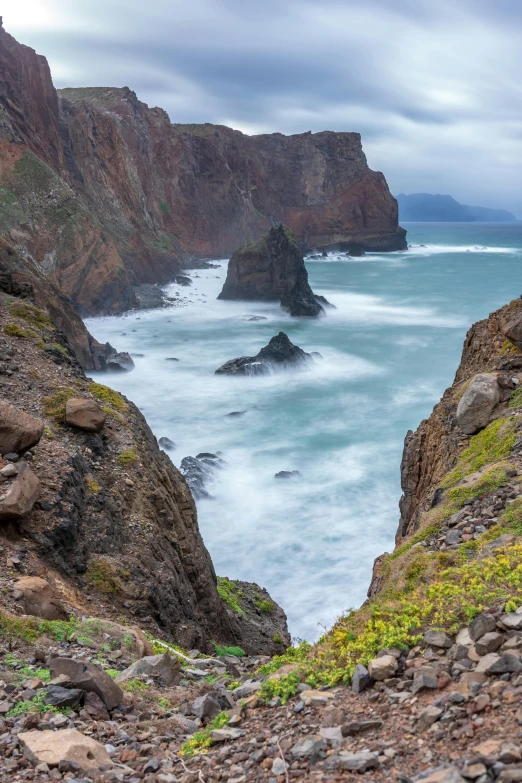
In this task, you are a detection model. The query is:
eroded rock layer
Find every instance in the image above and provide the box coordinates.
[0,23,405,315]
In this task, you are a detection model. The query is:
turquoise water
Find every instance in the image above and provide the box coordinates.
[86,223,522,641]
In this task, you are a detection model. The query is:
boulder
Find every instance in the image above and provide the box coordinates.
[11,577,69,622]
[470,613,497,641]
[218,224,325,317]
[417,705,443,730]
[107,351,135,372]
[158,437,176,450]
[412,768,465,783]
[215,332,315,376]
[49,658,123,709]
[180,453,224,500]
[191,693,222,721]
[503,314,522,349]
[0,463,40,519]
[84,691,110,721]
[424,630,452,649]
[368,655,398,681]
[0,401,44,455]
[456,373,501,434]
[44,685,83,709]
[19,729,112,770]
[338,752,379,772]
[116,652,181,687]
[352,663,372,693]
[290,737,325,757]
[475,632,504,655]
[65,399,106,432]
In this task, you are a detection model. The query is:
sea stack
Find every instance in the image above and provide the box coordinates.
[218,225,325,317]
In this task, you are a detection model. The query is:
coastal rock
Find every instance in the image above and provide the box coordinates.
[180,452,224,499]
[106,351,135,372]
[0,462,40,519]
[0,401,44,455]
[65,398,106,432]
[11,576,69,621]
[49,658,123,709]
[215,332,314,375]
[456,373,500,434]
[116,652,181,687]
[502,314,522,348]
[19,729,112,770]
[218,225,325,316]
[158,436,176,450]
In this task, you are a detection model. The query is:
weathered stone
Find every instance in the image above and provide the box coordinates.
[49,658,123,709]
[191,693,222,721]
[84,691,110,721]
[412,673,438,695]
[487,652,522,674]
[19,729,112,769]
[341,720,383,736]
[290,736,325,757]
[65,398,106,432]
[475,653,501,673]
[0,401,44,455]
[230,681,261,700]
[338,751,379,772]
[470,614,497,641]
[424,630,452,649]
[503,314,522,349]
[107,351,135,372]
[456,373,500,434]
[300,690,334,706]
[0,463,40,519]
[351,663,372,693]
[499,613,522,631]
[368,655,398,681]
[272,757,288,776]
[417,705,443,730]
[11,577,69,621]
[44,685,83,709]
[412,767,464,783]
[475,631,504,655]
[116,652,181,687]
[210,728,244,742]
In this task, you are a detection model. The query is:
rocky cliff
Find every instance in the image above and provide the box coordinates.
[0,24,405,317]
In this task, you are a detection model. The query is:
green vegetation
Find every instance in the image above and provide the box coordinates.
[501,339,520,356]
[118,447,139,466]
[305,540,522,687]
[273,633,284,644]
[509,387,522,410]
[3,323,29,338]
[88,382,128,410]
[122,679,150,694]
[446,418,517,483]
[255,599,275,615]
[216,577,245,615]
[158,199,170,215]
[256,642,312,676]
[86,560,121,594]
[102,405,126,425]
[212,643,245,658]
[179,711,230,757]
[42,387,77,424]
[7,300,52,329]
[7,691,73,718]
[49,342,69,357]
[259,671,301,704]
[12,667,51,684]
[85,478,102,493]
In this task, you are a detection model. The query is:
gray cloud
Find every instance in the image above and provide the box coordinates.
[5,0,522,215]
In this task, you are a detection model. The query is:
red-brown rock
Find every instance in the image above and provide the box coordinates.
[0,400,44,455]
[11,577,69,621]
[0,462,40,519]
[65,398,106,432]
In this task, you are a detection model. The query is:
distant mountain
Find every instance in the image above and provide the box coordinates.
[396,193,517,222]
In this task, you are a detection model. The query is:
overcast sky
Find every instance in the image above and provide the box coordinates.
[4,0,522,216]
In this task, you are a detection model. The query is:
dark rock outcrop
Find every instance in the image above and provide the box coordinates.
[215,332,314,375]
[180,453,225,500]
[219,225,325,317]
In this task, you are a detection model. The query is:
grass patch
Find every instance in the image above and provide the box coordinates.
[85,478,101,493]
[501,339,520,356]
[256,599,275,615]
[42,387,77,424]
[216,577,245,615]
[86,560,121,594]
[257,642,312,676]
[179,712,229,757]
[102,405,126,425]
[7,691,73,718]
[4,322,29,338]
[88,382,128,411]
[212,643,245,658]
[446,418,517,484]
[7,301,52,329]
[118,447,139,466]
[122,679,150,694]
[259,671,300,705]
[509,387,522,410]
[159,199,169,215]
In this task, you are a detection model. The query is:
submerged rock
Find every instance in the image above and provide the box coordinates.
[275,470,301,479]
[107,351,135,372]
[218,224,328,316]
[158,436,176,450]
[215,332,315,375]
[180,452,225,499]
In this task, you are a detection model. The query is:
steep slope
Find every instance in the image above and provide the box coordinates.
[0,23,405,317]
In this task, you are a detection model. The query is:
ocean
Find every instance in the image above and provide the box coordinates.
[85,222,522,641]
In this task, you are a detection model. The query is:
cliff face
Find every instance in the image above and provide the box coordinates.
[0,25,405,317]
